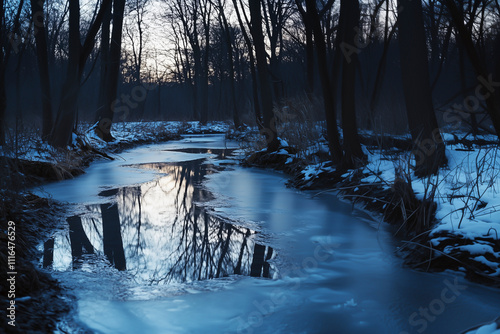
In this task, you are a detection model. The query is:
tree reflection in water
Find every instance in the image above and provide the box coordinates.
[43,157,276,284]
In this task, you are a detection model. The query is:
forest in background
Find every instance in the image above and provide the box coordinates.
[2,3,500,331]
[1,0,500,175]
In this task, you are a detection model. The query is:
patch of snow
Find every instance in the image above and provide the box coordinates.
[278,137,289,147]
[466,323,500,334]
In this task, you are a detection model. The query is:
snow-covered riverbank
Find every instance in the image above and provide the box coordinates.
[243,129,500,288]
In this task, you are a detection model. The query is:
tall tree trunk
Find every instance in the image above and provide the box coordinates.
[96,0,126,141]
[339,0,365,168]
[42,238,55,268]
[305,24,314,101]
[443,0,500,138]
[295,0,315,101]
[101,203,126,271]
[67,215,94,269]
[96,0,112,123]
[201,16,210,124]
[249,0,280,151]
[249,243,266,277]
[49,0,81,148]
[398,0,446,176]
[0,0,25,146]
[49,0,111,147]
[193,54,203,121]
[495,33,500,127]
[200,58,209,124]
[31,0,53,140]
[249,59,263,127]
[219,7,241,128]
[304,0,343,163]
[232,0,262,125]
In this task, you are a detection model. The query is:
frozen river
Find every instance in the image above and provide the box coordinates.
[38,134,500,333]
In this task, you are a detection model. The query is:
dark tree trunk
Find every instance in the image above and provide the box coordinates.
[304,0,343,163]
[215,225,232,278]
[398,0,446,177]
[249,0,280,151]
[234,230,250,275]
[339,0,365,168]
[96,0,112,123]
[249,59,263,127]
[193,54,203,121]
[443,0,500,139]
[31,0,53,140]
[457,39,478,136]
[305,24,314,101]
[219,11,241,128]
[50,0,111,147]
[0,0,25,146]
[262,246,273,278]
[101,203,126,271]
[200,18,210,124]
[49,0,81,148]
[249,243,266,277]
[495,33,500,126]
[42,238,55,268]
[68,215,94,269]
[232,0,262,125]
[295,0,314,101]
[68,215,95,256]
[96,0,126,141]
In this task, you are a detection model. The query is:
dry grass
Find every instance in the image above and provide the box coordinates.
[274,97,327,161]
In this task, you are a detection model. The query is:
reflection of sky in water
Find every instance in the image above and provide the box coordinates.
[33,134,241,204]
[43,158,276,284]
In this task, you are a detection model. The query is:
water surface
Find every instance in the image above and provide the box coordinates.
[39,134,500,334]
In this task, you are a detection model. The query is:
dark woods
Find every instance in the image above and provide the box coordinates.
[1,0,500,175]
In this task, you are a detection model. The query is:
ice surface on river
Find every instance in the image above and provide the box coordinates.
[35,135,240,204]
[39,135,500,334]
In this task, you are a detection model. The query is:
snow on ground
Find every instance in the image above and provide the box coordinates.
[0,121,231,163]
[79,121,230,150]
[359,144,500,261]
[366,146,500,276]
[266,129,500,279]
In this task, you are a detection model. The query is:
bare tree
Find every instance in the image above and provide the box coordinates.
[398,0,446,176]
[250,0,280,151]
[168,0,212,123]
[339,0,365,168]
[303,0,343,162]
[31,0,53,139]
[101,203,126,270]
[95,0,126,142]
[213,0,241,128]
[442,0,500,139]
[0,0,25,146]
[50,0,112,147]
[261,0,293,102]
[232,0,262,125]
[96,0,112,124]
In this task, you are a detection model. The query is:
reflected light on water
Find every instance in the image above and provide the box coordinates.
[43,155,276,284]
